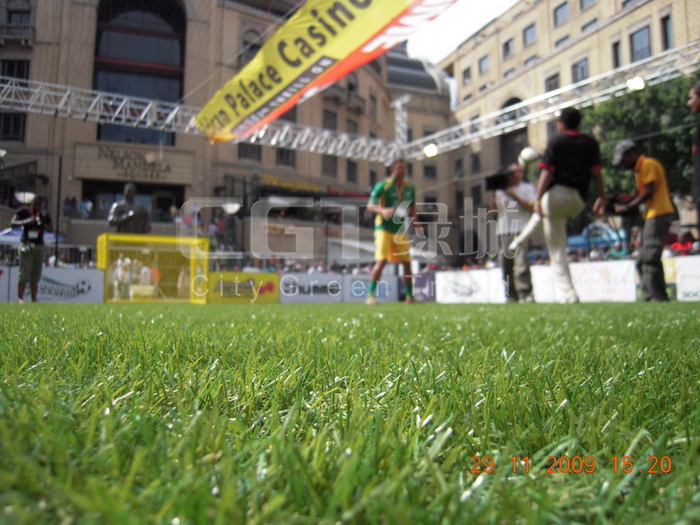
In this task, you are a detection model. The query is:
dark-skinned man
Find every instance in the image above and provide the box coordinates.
[612,139,675,301]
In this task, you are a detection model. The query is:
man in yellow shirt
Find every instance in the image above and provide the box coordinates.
[612,139,675,301]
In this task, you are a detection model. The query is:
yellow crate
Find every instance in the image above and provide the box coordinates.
[96,234,209,304]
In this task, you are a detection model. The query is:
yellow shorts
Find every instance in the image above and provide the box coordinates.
[374,230,411,262]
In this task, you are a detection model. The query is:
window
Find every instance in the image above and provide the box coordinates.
[462,67,472,84]
[523,23,536,47]
[369,169,377,188]
[545,73,560,92]
[612,41,622,68]
[454,159,464,179]
[470,115,480,134]
[346,119,358,134]
[1,60,29,141]
[346,160,357,184]
[471,184,482,207]
[322,155,337,177]
[478,55,489,75]
[239,29,262,67]
[8,10,30,24]
[424,165,437,179]
[369,92,377,119]
[94,0,185,145]
[455,190,465,215]
[546,120,559,138]
[504,68,516,78]
[581,19,597,32]
[502,38,515,59]
[622,0,638,7]
[661,15,673,51]
[238,142,261,161]
[322,110,337,130]
[555,35,570,47]
[571,57,588,82]
[0,113,26,141]
[276,148,296,167]
[1,60,29,85]
[462,93,472,103]
[470,152,481,174]
[553,3,569,26]
[580,0,596,10]
[524,55,538,67]
[630,26,651,62]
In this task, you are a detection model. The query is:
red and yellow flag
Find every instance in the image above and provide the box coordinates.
[196,0,457,143]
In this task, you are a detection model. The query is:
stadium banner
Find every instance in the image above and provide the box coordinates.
[341,274,399,302]
[413,272,436,302]
[7,267,104,303]
[279,273,343,303]
[206,272,280,304]
[0,266,9,302]
[676,255,700,301]
[571,260,636,302]
[533,261,636,303]
[435,270,494,304]
[196,0,458,142]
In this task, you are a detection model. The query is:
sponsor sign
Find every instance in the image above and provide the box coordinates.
[570,260,636,302]
[435,270,493,304]
[206,272,280,304]
[279,273,343,303]
[676,255,700,301]
[413,272,436,302]
[8,267,104,303]
[196,0,458,141]
[341,274,399,302]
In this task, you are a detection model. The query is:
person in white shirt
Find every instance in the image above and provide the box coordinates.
[493,163,536,302]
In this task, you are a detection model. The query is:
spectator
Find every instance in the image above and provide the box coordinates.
[11,196,53,303]
[613,139,675,301]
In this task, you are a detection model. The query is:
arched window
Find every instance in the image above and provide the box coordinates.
[94,0,186,145]
[239,29,262,67]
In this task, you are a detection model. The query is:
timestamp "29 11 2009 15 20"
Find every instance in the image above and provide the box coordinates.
[471,456,673,475]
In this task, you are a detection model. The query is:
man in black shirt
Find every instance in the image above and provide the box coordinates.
[688,80,700,235]
[11,196,53,303]
[532,108,606,303]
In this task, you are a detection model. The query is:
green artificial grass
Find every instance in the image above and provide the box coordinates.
[0,302,698,524]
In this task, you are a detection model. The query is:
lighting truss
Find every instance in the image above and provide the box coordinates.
[0,40,697,164]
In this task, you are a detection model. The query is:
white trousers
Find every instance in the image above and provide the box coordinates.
[541,185,585,303]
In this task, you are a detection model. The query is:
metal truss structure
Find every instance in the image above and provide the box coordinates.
[0,40,698,164]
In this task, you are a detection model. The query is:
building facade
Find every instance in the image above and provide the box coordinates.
[0,0,453,266]
[439,0,698,206]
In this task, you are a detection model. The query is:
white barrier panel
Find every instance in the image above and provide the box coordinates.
[0,266,9,302]
[279,273,344,303]
[676,255,700,301]
[570,260,637,302]
[341,275,399,303]
[436,270,493,303]
[531,265,556,303]
[8,267,105,303]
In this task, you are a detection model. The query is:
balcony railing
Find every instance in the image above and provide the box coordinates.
[0,24,35,46]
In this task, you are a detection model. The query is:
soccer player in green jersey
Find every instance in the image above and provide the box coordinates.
[366,158,422,304]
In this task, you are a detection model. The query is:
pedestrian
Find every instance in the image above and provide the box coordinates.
[612,139,675,301]
[11,196,53,303]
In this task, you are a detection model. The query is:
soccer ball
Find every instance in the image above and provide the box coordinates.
[518,146,540,167]
[76,280,92,295]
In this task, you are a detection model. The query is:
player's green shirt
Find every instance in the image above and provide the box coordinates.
[369,177,415,233]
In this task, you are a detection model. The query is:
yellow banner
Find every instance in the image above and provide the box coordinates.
[196,0,457,143]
